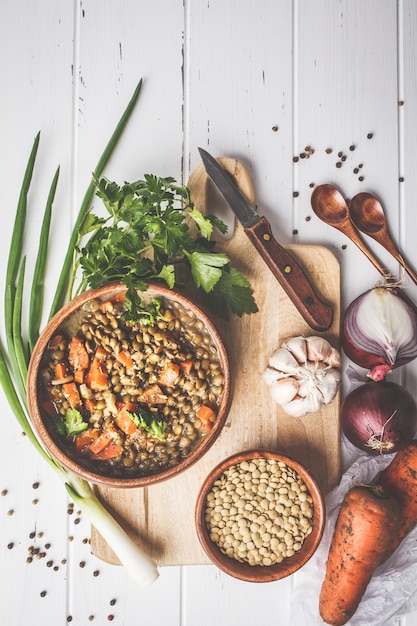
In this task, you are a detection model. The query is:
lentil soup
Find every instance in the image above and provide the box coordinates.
[35,287,228,481]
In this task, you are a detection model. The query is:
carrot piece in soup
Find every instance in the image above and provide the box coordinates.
[86,357,109,391]
[116,350,134,369]
[89,430,114,455]
[91,443,124,460]
[159,362,180,386]
[180,359,194,375]
[138,384,167,405]
[115,406,138,435]
[73,369,85,384]
[68,336,90,371]
[63,382,82,409]
[75,429,99,454]
[94,345,108,360]
[54,362,68,381]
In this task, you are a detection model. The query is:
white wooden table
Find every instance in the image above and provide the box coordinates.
[1,1,417,624]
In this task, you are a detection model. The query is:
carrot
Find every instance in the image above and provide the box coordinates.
[115,406,138,435]
[159,362,180,386]
[75,429,99,454]
[319,485,401,626]
[116,350,134,369]
[378,440,417,551]
[138,384,167,405]
[91,443,124,460]
[180,359,194,375]
[86,357,109,391]
[73,368,85,384]
[54,362,68,381]
[94,345,108,360]
[197,404,215,421]
[68,336,89,371]
[63,382,82,409]
[89,430,114,455]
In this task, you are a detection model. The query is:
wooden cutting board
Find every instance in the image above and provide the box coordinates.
[91,159,341,567]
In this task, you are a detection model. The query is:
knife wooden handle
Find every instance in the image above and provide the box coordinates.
[244,216,333,331]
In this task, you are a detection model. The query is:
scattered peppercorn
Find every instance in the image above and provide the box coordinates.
[79,561,86,568]
[7,509,14,516]
[93,570,100,577]
[47,560,53,568]
[66,617,73,623]
[7,542,14,549]
[325,148,332,154]
[40,591,47,598]
[305,216,311,222]
[292,229,298,235]
[110,599,117,606]
[399,177,404,182]
[336,162,342,168]
[293,156,299,162]
[108,616,114,622]
[272,125,278,132]
[367,132,373,139]
[293,191,299,197]
[398,100,404,106]
[349,145,355,151]
[359,176,364,181]
[341,244,347,250]
[32,482,40,489]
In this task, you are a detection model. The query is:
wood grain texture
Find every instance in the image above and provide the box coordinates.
[91,159,340,566]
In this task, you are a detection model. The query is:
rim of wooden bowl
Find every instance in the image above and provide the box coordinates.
[27,282,232,488]
[194,449,325,582]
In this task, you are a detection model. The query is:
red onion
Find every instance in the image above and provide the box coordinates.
[342,286,417,381]
[341,381,417,454]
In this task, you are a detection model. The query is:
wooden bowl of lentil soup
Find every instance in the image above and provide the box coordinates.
[27,283,231,488]
[195,450,325,582]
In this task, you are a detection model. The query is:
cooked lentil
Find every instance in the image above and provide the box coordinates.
[204,458,314,567]
[38,294,224,478]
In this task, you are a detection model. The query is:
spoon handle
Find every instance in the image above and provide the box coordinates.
[337,221,388,277]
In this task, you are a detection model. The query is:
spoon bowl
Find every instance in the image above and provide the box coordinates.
[349,192,417,285]
[310,184,386,275]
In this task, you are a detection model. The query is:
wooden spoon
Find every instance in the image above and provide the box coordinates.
[349,192,417,285]
[310,184,387,276]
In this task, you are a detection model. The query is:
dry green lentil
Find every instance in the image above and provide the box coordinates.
[204,457,314,567]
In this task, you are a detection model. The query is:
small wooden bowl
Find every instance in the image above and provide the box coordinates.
[195,450,325,582]
[27,283,231,488]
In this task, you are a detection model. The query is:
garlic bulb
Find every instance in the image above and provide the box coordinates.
[263,335,341,417]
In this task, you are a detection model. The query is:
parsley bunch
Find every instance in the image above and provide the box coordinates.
[73,174,257,320]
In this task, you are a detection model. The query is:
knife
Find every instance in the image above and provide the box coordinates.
[198,148,333,332]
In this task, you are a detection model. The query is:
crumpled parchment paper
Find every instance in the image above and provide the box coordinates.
[290,435,417,626]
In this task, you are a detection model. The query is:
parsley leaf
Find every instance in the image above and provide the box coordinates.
[60,408,88,438]
[72,174,257,320]
[129,407,167,441]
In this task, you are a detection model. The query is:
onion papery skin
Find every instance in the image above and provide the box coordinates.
[342,287,417,381]
[341,381,417,455]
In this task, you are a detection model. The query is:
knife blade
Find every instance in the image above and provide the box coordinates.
[198,147,333,332]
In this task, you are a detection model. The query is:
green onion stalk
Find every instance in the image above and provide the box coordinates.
[0,78,159,587]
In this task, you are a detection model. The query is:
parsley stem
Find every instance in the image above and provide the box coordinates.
[49,78,143,318]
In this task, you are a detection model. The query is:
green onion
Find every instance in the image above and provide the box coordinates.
[28,166,60,352]
[0,78,159,587]
[50,78,143,318]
